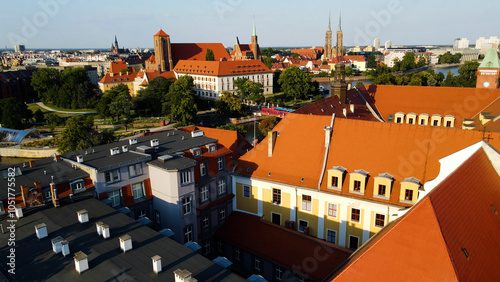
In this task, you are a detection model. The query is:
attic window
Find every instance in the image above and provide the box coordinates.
[492,204,498,214]
[247,168,250,173]
[461,248,469,259]
[268,172,272,176]
[301,177,305,182]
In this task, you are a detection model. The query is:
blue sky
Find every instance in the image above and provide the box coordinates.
[2,0,499,49]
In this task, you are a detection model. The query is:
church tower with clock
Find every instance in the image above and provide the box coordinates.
[476,48,500,89]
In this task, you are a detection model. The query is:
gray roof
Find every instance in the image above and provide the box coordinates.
[148,155,198,172]
[63,130,217,172]
[0,197,244,281]
[0,156,89,199]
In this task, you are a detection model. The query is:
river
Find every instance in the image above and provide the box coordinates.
[434,66,459,76]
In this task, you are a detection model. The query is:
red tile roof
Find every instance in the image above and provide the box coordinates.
[174,59,271,77]
[171,43,229,66]
[361,84,500,122]
[154,29,169,37]
[332,147,500,281]
[216,212,352,281]
[236,113,500,207]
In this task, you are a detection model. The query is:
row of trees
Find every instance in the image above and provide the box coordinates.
[0,98,33,129]
[372,61,480,87]
[31,67,98,109]
[438,52,462,64]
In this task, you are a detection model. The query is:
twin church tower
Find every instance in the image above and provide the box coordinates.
[324,13,344,60]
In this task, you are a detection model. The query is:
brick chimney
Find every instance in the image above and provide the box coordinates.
[20,185,29,205]
[29,160,35,167]
[50,183,60,208]
[34,181,42,193]
[267,131,278,157]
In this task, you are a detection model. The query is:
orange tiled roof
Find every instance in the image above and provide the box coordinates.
[236,113,500,207]
[332,147,500,281]
[174,59,271,76]
[344,55,366,62]
[216,211,353,281]
[361,84,500,122]
[154,29,169,37]
[171,43,229,65]
[146,54,155,63]
[109,58,129,74]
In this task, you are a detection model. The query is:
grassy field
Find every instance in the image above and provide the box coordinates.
[42,102,95,112]
[28,103,96,117]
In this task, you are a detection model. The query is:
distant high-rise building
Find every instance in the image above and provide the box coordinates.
[475,36,500,50]
[385,40,392,49]
[453,38,469,49]
[14,45,25,52]
[374,38,381,49]
[324,13,333,60]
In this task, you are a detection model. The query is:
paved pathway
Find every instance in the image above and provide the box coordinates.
[35,102,96,114]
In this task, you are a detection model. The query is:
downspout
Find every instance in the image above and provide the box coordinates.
[318,114,336,191]
[355,85,385,122]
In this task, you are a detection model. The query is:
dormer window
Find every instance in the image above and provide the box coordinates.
[443,115,455,128]
[349,169,369,194]
[431,114,442,127]
[70,179,85,192]
[418,113,429,126]
[394,112,405,124]
[191,147,202,158]
[373,173,393,199]
[400,177,421,203]
[406,113,417,125]
[206,143,217,153]
[327,166,346,190]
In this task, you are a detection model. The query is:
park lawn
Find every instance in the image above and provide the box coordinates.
[27,103,49,113]
[43,102,95,112]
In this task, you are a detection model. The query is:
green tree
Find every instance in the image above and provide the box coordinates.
[217,123,247,135]
[416,57,427,68]
[109,91,133,121]
[164,76,197,126]
[261,48,275,58]
[438,52,462,64]
[366,54,377,69]
[0,98,33,129]
[215,91,244,117]
[45,113,63,131]
[31,68,62,100]
[373,73,396,85]
[205,48,215,61]
[258,116,277,136]
[401,52,416,71]
[97,84,130,120]
[58,115,116,154]
[455,61,480,87]
[278,66,313,100]
[134,76,175,116]
[34,109,45,123]
[233,78,264,103]
[263,57,273,69]
[291,53,300,58]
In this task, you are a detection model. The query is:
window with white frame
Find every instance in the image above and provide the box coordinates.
[275,266,283,281]
[243,185,251,198]
[327,229,337,244]
[302,195,312,211]
[108,190,120,207]
[204,241,211,255]
[200,163,207,177]
[184,225,193,243]
[71,180,84,191]
[132,182,144,200]
[328,203,338,217]
[218,179,226,195]
[254,257,261,270]
[273,188,281,204]
[219,208,226,220]
[180,170,192,185]
[201,186,209,202]
[202,216,209,228]
[217,157,224,170]
[182,196,192,215]
[105,169,120,184]
[128,163,143,178]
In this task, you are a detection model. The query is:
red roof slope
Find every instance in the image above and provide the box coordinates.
[154,29,169,37]
[171,43,229,66]
[236,113,500,207]
[332,147,500,281]
[174,59,271,76]
[216,212,352,281]
[362,84,500,122]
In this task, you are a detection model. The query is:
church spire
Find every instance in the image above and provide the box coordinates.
[252,19,256,36]
[338,12,342,31]
[328,11,331,31]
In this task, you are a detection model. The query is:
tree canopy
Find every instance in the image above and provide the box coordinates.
[233,77,264,103]
[215,91,246,117]
[205,48,215,61]
[438,52,462,64]
[278,66,314,100]
[134,76,175,116]
[0,98,33,129]
[58,115,115,154]
[96,84,132,121]
[164,76,198,126]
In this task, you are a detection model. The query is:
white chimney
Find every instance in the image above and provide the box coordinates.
[122,145,128,153]
[152,255,162,274]
[76,155,84,163]
[35,223,48,239]
[267,131,278,157]
[129,138,138,145]
[77,210,89,224]
[174,269,197,282]
[150,139,159,147]
[96,221,104,236]
[350,104,355,113]
[74,251,89,274]
[119,234,133,253]
[61,240,70,256]
[15,205,23,218]
[52,236,64,253]
[343,108,347,117]
[191,130,204,138]
[102,224,110,239]
[324,126,332,148]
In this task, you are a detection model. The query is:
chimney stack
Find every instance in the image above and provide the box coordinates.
[350,104,354,113]
[102,224,110,239]
[174,269,197,282]
[50,183,60,208]
[35,223,48,239]
[74,251,89,274]
[15,204,23,218]
[119,234,133,253]
[29,160,35,167]
[324,126,332,148]
[20,185,28,206]
[77,209,89,224]
[152,255,162,274]
[267,131,278,157]
[61,240,70,256]
[76,155,83,163]
[96,221,104,236]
